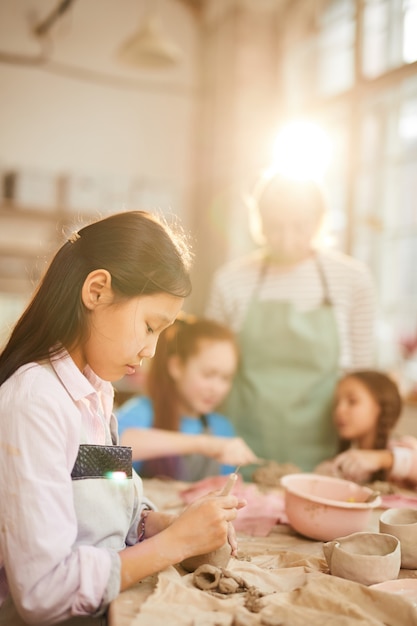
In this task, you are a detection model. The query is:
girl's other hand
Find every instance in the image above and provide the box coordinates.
[314,459,340,477]
[207,436,259,466]
[332,449,393,483]
[166,492,246,561]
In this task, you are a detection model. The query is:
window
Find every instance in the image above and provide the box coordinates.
[282,0,417,380]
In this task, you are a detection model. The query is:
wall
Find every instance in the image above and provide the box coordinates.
[0,0,200,188]
[0,0,202,342]
[188,0,282,314]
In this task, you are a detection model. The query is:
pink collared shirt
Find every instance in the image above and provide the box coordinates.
[0,351,142,624]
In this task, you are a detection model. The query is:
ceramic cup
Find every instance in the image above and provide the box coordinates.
[379,508,417,569]
[323,531,401,586]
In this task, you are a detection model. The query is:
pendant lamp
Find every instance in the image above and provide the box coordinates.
[117,4,182,69]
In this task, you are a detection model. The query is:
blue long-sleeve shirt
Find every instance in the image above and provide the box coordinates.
[116,396,236,480]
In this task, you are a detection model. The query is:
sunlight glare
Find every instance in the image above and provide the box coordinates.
[270,120,333,182]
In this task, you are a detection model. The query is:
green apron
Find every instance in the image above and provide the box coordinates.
[224,254,339,476]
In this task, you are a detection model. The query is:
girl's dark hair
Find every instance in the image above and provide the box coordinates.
[338,370,403,480]
[147,313,238,431]
[0,211,192,386]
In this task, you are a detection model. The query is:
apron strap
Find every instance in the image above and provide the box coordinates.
[314,253,333,306]
[254,251,333,306]
[252,254,271,301]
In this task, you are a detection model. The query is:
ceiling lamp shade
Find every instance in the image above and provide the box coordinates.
[117,13,182,69]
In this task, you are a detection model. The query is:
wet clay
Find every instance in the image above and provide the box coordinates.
[193,564,248,593]
[193,564,266,612]
[180,541,231,573]
[193,564,222,590]
[365,479,399,495]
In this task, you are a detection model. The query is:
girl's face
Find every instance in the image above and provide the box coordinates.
[333,377,381,447]
[168,339,238,417]
[72,290,183,382]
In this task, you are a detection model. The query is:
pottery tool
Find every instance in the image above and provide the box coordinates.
[220,466,241,496]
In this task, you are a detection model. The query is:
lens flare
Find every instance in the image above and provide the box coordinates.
[105,471,127,482]
[270,120,333,181]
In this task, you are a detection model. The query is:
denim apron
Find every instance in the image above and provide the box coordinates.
[0,412,140,626]
[224,254,339,477]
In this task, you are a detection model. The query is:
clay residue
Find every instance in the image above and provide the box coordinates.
[252,461,300,488]
[364,480,399,495]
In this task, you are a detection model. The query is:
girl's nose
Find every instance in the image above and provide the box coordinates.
[334,402,346,417]
[333,402,344,419]
[216,379,232,399]
[140,346,155,360]
[139,336,158,360]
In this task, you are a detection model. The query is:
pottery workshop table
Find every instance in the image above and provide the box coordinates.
[108,478,417,626]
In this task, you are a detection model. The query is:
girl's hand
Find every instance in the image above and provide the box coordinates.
[207,436,259,466]
[119,493,245,590]
[332,449,393,483]
[165,492,246,561]
[314,459,340,477]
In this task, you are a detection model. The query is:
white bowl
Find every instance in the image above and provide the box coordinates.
[379,507,417,568]
[280,473,381,541]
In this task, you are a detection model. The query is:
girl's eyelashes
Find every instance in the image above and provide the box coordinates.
[146,324,154,334]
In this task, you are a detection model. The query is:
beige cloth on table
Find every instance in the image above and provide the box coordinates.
[109,479,417,626]
[122,552,416,626]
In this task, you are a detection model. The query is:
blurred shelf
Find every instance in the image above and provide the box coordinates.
[0,244,53,259]
[0,201,65,221]
[0,201,65,295]
[0,276,36,295]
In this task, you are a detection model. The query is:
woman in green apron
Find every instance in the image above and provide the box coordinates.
[206,174,376,476]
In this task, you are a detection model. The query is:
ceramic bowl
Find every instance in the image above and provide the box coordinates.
[379,507,417,569]
[323,531,401,586]
[280,473,381,541]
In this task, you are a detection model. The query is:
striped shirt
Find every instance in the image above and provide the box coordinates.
[205,248,376,371]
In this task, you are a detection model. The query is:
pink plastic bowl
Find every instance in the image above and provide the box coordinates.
[280,473,381,541]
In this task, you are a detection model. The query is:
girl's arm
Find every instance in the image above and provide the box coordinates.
[317,449,394,483]
[120,428,258,467]
[118,492,244,591]
[315,443,417,487]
